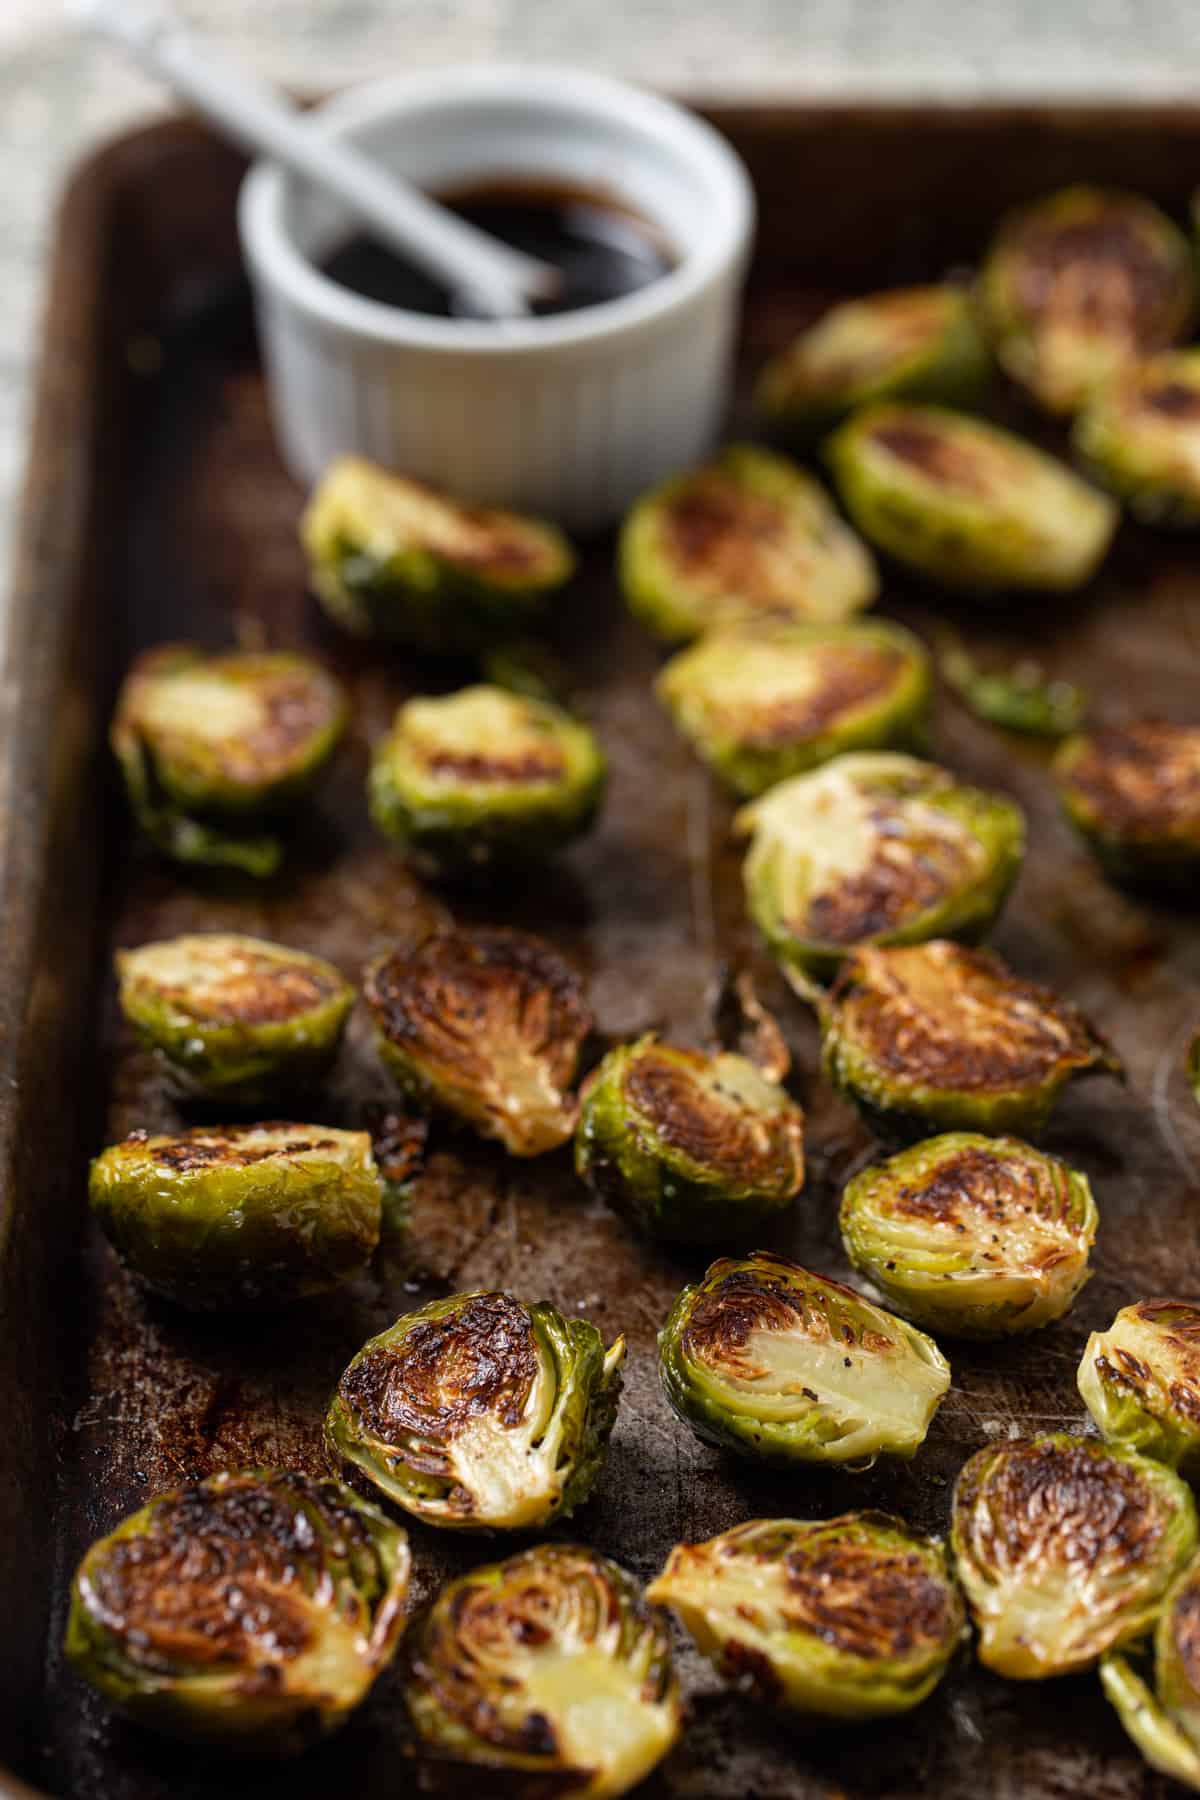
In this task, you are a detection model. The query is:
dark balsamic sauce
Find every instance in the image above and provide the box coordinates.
[320,180,676,319]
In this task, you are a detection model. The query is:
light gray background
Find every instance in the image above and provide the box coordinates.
[3,0,1199,585]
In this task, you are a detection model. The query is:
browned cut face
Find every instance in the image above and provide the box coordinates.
[680,1257,887,1375]
[134,1125,340,1173]
[661,475,805,605]
[868,421,994,495]
[420,743,567,785]
[623,1046,800,1190]
[1064,721,1200,839]
[737,644,903,750]
[162,958,340,1025]
[1173,1576,1200,1694]
[1141,380,1200,420]
[967,1438,1164,1574]
[801,823,977,947]
[777,1536,951,1661]
[1014,211,1182,344]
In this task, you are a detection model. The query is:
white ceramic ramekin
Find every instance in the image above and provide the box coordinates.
[238,67,755,529]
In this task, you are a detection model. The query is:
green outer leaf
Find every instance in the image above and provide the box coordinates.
[1102,1652,1200,1792]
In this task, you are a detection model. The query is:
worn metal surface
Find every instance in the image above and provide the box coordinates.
[5,106,1200,1799]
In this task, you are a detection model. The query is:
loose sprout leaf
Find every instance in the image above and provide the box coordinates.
[840,1132,1097,1338]
[756,283,990,441]
[301,454,575,650]
[64,1470,410,1753]
[1055,719,1200,888]
[826,403,1117,592]
[369,684,606,875]
[619,443,878,644]
[707,963,792,1083]
[820,939,1121,1141]
[116,933,355,1102]
[88,1122,382,1310]
[1102,1650,1200,1793]
[364,927,591,1156]
[647,1512,965,1720]
[1078,1300,1200,1475]
[1074,347,1200,527]
[657,618,933,798]
[326,1289,624,1531]
[951,1433,1198,1679]
[736,752,1025,979]
[575,1035,805,1243]
[979,186,1195,415]
[938,633,1087,738]
[658,1250,950,1465]
[403,1543,680,1800]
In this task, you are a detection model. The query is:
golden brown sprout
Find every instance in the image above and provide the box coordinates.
[1056,719,1200,888]
[1079,1300,1200,1476]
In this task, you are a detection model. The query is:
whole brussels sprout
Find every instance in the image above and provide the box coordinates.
[826,403,1117,593]
[1055,719,1200,888]
[658,1249,950,1466]
[656,618,933,798]
[840,1132,1097,1338]
[65,1469,410,1753]
[646,1512,965,1720]
[116,933,354,1102]
[88,1122,382,1309]
[737,752,1024,980]
[369,684,605,875]
[619,443,878,644]
[300,454,575,651]
[363,927,590,1156]
[757,284,990,443]
[1102,1553,1200,1793]
[326,1289,624,1531]
[403,1543,681,1798]
[952,1433,1197,1679]
[978,186,1195,416]
[1078,1300,1200,1476]
[574,1035,805,1242]
[111,645,347,876]
[819,940,1121,1142]
[1073,348,1200,526]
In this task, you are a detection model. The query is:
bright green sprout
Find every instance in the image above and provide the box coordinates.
[1055,719,1200,889]
[1102,1552,1200,1792]
[1079,1300,1200,1477]
[938,633,1086,738]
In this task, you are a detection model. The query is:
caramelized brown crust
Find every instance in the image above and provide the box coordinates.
[681,1255,892,1375]
[890,1145,1077,1274]
[1012,210,1183,345]
[774,1536,952,1661]
[961,1438,1165,1575]
[734,643,904,750]
[1061,721,1200,840]
[659,475,808,606]
[152,956,342,1026]
[623,1046,801,1188]
[802,825,978,947]
[1099,1301,1200,1425]
[868,422,995,494]
[124,1124,342,1173]
[420,744,567,785]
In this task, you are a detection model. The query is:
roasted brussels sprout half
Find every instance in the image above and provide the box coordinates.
[111,645,346,876]
[1102,1554,1200,1792]
[619,443,878,644]
[656,618,932,798]
[646,1512,965,1720]
[737,752,1024,980]
[403,1543,680,1797]
[658,1250,950,1466]
[1073,348,1200,526]
[364,927,590,1156]
[952,1433,1197,1679]
[369,684,605,875]
[819,940,1120,1142]
[65,1469,410,1753]
[1055,719,1200,888]
[1078,1300,1200,1476]
[326,1289,624,1531]
[840,1132,1097,1338]
[938,633,1086,738]
[979,186,1195,416]
[301,454,575,651]
[116,933,354,1102]
[574,1035,805,1243]
[757,284,989,442]
[88,1121,382,1309]
[826,403,1117,593]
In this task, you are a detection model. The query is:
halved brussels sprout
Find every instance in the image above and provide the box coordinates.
[116,933,355,1102]
[1102,1554,1200,1792]
[826,403,1117,593]
[979,186,1195,415]
[363,927,590,1156]
[938,634,1087,738]
[403,1543,681,1798]
[1074,348,1200,526]
[1055,719,1200,888]
[326,1289,624,1531]
[819,940,1121,1142]
[111,645,347,876]
[65,1469,410,1753]
[656,618,933,798]
[574,1035,805,1243]
[369,684,606,875]
[619,443,878,644]
[840,1132,1097,1338]
[756,284,990,442]
[737,752,1024,980]
[88,1122,381,1309]
[300,454,575,651]
[1078,1300,1200,1476]
[646,1512,965,1720]
[952,1433,1197,1679]
[658,1249,950,1466]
